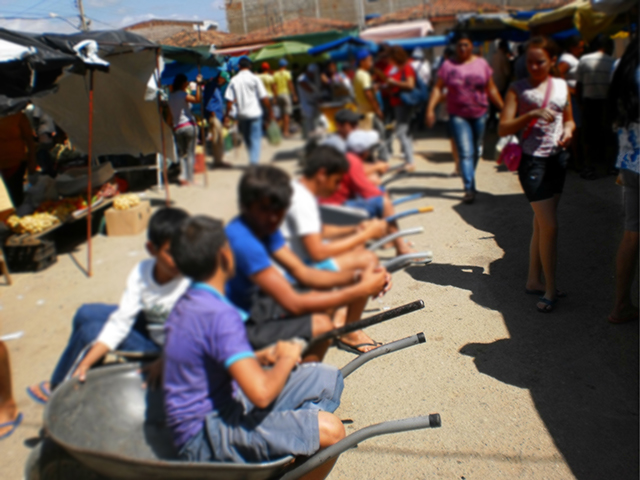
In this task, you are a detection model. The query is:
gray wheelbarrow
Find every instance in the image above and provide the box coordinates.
[28,333,440,479]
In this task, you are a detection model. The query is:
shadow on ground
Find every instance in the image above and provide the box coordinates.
[406,173,639,480]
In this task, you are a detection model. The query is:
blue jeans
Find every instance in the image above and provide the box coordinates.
[238,117,262,165]
[449,114,487,192]
[49,304,159,388]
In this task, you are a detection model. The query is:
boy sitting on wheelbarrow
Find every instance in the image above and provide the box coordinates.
[27,207,190,403]
[320,123,416,257]
[164,215,346,480]
[226,165,390,357]
[281,144,388,272]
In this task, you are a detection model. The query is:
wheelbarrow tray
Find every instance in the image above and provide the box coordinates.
[44,363,294,480]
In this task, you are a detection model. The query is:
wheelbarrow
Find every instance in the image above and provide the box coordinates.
[27,305,441,480]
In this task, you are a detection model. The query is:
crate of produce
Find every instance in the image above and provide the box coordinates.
[4,239,57,273]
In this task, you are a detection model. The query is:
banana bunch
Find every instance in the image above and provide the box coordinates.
[7,213,60,234]
[113,194,141,211]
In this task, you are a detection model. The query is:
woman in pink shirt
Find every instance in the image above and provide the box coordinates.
[426,32,504,203]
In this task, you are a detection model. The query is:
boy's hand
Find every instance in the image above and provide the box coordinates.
[274,340,303,364]
[255,344,278,365]
[374,268,393,299]
[359,264,388,297]
[140,358,163,390]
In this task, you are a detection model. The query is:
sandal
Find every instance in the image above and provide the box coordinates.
[537,297,557,313]
[0,412,22,440]
[607,311,639,324]
[26,381,51,404]
[334,339,382,355]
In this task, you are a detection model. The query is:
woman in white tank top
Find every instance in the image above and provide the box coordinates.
[499,36,575,314]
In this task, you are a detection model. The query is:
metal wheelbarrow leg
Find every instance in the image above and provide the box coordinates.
[382,252,433,273]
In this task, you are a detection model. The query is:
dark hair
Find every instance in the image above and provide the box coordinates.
[451,31,472,45]
[590,33,614,55]
[564,34,583,51]
[390,45,409,65]
[303,145,349,178]
[238,165,292,210]
[172,73,188,92]
[239,57,252,69]
[171,216,227,282]
[148,207,190,248]
[608,37,639,128]
[498,39,510,53]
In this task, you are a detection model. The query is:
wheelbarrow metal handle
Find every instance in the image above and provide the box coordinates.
[340,333,426,378]
[382,251,433,273]
[279,414,442,480]
[368,227,424,251]
[386,206,434,223]
[304,300,425,352]
[391,193,424,206]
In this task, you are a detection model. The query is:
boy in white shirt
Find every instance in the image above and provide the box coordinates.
[27,208,190,403]
[281,145,387,272]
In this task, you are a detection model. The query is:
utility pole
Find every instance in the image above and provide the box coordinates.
[314,0,320,18]
[76,0,89,31]
[241,0,248,35]
[356,0,365,29]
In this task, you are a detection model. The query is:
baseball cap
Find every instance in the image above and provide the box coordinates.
[279,58,289,67]
[320,134,347,154]
[356,49,371,62]
[307,63,319,73]
[334,109,363,125]
[347,130,380,154]
[261,61,270,71]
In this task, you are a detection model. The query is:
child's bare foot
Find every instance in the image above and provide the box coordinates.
[26,381,50,404]
[0,406,21,439]
[608,304,639,324]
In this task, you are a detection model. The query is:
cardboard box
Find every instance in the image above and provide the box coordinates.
[105,200,151,236]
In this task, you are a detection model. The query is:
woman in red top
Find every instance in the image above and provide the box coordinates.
[0,112,37,208]
[385,46,416,170]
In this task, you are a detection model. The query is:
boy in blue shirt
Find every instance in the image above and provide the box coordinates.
[164,215,345,479]
[226,165,391,358]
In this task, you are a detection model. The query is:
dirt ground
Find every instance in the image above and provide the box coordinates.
[2,127,638,480]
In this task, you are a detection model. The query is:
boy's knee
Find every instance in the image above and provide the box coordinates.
[311,314,333,336]
[359,250,378,266]
[318,412,346,448]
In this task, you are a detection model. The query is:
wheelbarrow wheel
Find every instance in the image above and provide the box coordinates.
[25,438,108,480]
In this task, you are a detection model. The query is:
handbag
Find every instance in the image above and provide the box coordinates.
[399,65,429,107]
[497,79,553,171]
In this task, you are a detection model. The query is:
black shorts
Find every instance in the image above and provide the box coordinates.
[245,291,313,350]
[518,152,568,203]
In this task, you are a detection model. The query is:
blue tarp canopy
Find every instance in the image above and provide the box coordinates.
[160,62,220,86]
[387,35,449,50]
[308,36,376,55]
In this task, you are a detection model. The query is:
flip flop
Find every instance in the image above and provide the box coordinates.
[537,297,557,313]
[607,312,639,324]
[26,381,51,405]
[334,339,382,355]
[525,288,567,298]
[0,412,23,440]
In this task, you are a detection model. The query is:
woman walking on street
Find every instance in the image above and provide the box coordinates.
[168,73,201,186]
[499,36,575,313]
[426,32,504,203]
[386,46,417,171]
[606,38,639,324]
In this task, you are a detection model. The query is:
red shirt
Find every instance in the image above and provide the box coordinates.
[389,63,415,107]
[320,153,382,205]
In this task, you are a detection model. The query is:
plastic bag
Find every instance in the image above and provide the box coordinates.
[266,120,282,146]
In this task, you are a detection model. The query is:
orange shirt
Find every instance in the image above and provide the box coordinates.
[0,112,30,170]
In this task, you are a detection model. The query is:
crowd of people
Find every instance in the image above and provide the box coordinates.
[0,28,637,480]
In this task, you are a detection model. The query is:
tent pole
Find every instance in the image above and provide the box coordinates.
[86,69,94,278]
[155,49,171,206]
[198,64,208,188]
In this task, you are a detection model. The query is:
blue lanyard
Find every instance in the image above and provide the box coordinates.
[191,282,249,322]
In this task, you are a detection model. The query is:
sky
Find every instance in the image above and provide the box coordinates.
[0,0,228,34]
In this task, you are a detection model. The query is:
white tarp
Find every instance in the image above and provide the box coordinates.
[360,20,434,42]
[0,38,35,63]
[34,48,175,160]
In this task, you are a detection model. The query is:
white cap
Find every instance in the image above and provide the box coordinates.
[320,134,347,154]
[412,48,424,60]
[347,130,380,154]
